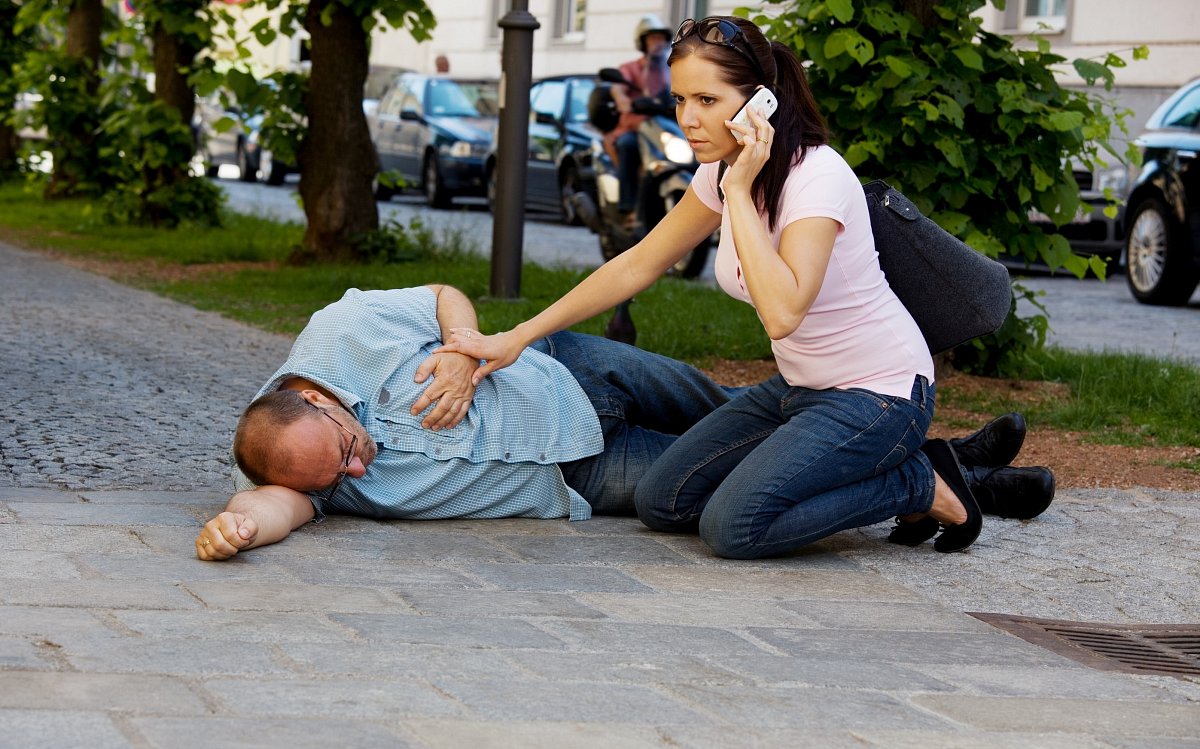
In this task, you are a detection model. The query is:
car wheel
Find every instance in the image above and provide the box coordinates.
[236,143,258,183]
[372,173,394,202]
[485,162,498,215]
[559,164,581,225]
[1124,197,1199,306]
[263,152,286,186]
[424,154,451,209]
[663,191,710,279]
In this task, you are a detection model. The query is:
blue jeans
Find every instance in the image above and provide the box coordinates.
[616,131,640,213]
[531,332,737,516]
[634,374,937,559]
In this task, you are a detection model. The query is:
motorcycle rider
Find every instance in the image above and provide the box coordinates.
[606,14,672,229]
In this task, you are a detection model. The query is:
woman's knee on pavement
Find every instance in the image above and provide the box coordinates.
[633,473,697,533]
[698,513,761,559]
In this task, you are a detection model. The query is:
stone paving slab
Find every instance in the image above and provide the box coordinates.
[2,238,1199,747]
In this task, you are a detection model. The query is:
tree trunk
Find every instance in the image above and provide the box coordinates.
[46,0,103,197]
[65,0,103,68]
[141,15,200,224]
[0,0,21,174]
[901,0,940,29]
[0,121,16,174]
[291,0,379,264]
[153,21,197,126]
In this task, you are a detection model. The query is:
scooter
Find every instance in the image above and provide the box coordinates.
[572,68,712,280]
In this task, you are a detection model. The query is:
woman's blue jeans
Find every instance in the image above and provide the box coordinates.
[531,332,738,516]
[634,374,938,559]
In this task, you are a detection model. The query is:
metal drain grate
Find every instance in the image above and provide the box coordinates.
[969,613,1200,678]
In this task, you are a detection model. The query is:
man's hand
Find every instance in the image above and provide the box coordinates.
[411,350,479,430]
[196,511,258,561]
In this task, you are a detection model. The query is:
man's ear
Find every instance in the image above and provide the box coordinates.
[298,389,334,407]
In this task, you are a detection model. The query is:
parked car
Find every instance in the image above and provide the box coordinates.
[362,65,411,118]
[1123,77,1200,305]
[1027,159,1128,268]
[192,94,291,185]
[368,73,499,207]
[484,74,600,224]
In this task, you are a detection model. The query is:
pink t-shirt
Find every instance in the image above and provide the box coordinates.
[693,145,934,398]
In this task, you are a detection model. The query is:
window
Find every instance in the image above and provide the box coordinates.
[665,0,708,28]
[554,0,586,41]
[1020,0,1067,32]
[1162,84,1200,130]
[531,80,567,123]
[488,0,512,41]
[566,78,595,123]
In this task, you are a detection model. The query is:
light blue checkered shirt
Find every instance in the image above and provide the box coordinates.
[235,287,602,521]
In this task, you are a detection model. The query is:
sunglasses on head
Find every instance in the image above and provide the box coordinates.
[673,17,769,85]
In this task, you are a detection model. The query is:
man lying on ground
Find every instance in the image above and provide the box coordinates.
[195,285,1052,560]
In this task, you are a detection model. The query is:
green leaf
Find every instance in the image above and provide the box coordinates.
[1046,110,1085,131]
[1062,252,1089,279]
[1103,52,1127,69]
[935,95,965,129]
[952,46,984,71]
[1073,58,1114,88]
[1133,45,1150,60]
[932,210,970,234]
[935,137,965,169]
[918,100,939,121]
[844,142,869,167]
[827,0,854,23]
[884,55,912,78]
[825,29,874,65]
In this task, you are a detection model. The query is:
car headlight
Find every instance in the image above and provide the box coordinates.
[662,133,694,165]
[445,141,484,158]
[1095,165,1128,196]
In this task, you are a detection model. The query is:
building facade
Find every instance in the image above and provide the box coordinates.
[238,1,1198,134]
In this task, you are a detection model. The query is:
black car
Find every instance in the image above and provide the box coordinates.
[1124,77,1200,305]
[485,74,600,224]
[368,73,499,208]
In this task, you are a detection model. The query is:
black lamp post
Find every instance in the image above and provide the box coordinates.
[490,1,539,298]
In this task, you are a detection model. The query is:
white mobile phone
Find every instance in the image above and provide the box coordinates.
[730,87,778,144]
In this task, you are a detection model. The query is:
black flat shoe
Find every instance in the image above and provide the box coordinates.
[920,439,983,553]
[967,465,1056,519]
[887,516,939,546]
[948,413,1026,468]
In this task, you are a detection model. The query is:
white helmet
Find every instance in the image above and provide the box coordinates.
[634,14,671,53]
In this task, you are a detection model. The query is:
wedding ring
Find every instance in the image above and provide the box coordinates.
[758,138,769,144]
[201,538,210,546]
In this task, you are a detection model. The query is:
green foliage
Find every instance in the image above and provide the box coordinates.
[353,216,474,264]
[11,0,222,224]
[751,0,1140,374]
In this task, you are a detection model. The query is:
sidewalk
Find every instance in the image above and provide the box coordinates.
[1,240,1197,748]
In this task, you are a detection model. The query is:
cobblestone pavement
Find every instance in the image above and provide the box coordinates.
[2,239,1198,747]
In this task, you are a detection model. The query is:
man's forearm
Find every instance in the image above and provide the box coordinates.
[428,284,479,341]
[225,486,314,549]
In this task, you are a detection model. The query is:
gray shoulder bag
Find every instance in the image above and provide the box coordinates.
[863,180,1012,354]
